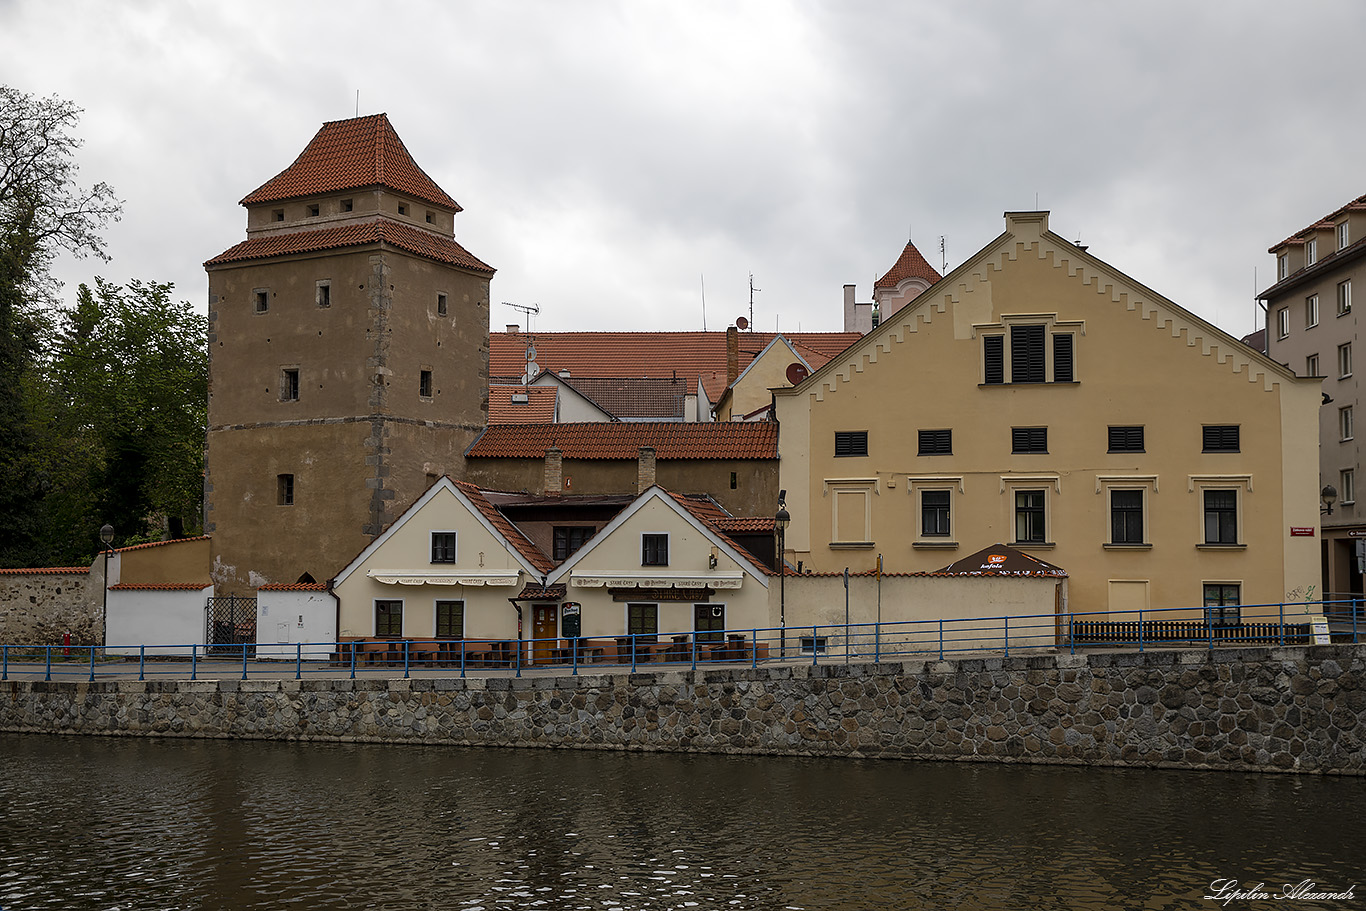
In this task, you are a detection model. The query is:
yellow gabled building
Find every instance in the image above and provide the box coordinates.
[774,211,1322,615]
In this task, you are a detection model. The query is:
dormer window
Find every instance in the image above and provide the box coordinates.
[397,204,408,216]
[1278,254,1288,280]
[341,198,353,213]
[425,210,435,224]
[272,209,284,222]
[1339,221,1351,251]
[1306,238,1318,266]
[307,204,319,217]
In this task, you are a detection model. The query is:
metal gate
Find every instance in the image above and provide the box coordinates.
[205,595,257,655]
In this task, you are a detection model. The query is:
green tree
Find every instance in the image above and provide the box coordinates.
[0,86,120,565]
[45,278,208,558]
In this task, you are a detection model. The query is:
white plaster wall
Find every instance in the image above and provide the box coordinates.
[106,587,212,656]
[256,591,336,659]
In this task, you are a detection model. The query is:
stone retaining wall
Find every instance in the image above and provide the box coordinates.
[4,645,1364,774]
[0,569,101,646]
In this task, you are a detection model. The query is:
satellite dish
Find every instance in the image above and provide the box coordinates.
[525,344,537,360]
[736,316,749,330]
[526,361,539,377]
[785,362,809,385]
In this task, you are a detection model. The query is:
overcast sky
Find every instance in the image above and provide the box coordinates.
[3,1,1364,338]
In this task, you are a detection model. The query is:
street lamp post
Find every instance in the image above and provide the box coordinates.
[775,491,789,659]
[99,524,114,654]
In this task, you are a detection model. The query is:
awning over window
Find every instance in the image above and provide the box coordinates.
[569,571,744,590]
[367,570,521,586]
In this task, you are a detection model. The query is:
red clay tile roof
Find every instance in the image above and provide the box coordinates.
[667,492,772,576]
[466,422,778,460]
[1269,192,1366,251]
[561,376,686,420]
[490,330,861,402]
[488,385,558,424]
[875,239,942,290]
[0,566,90,575]
[511,583,567,601]
[205,220,494,274]
[259,583,329,591]
[453,480,557,575]
[241,113,460,210]
[109,583,213,591]
[114,536,210,553]
[713,516,775,534]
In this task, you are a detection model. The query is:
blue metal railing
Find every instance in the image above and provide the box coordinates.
[2,600,1360,682]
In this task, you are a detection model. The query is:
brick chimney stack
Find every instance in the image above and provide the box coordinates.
[726,325,739,386]
[637,447,657,493]
[544,447,563,497]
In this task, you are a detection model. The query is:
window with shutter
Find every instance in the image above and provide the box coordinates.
[1012,427,1048,453]
[1202,425,1240,453]
[918,429,952,455]
[1011,325,1046,383]
[1053,334,1074,382]
[834,431,868,457]
[983,335,1004,384]
[1107,426,1144,452]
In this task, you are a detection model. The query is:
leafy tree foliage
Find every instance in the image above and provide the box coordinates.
[0,87,206,567]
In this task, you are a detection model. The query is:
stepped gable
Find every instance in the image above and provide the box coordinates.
[240,113,461,210]
[204,220,494,274]
[466,421,778,460]
[875,239,942,290]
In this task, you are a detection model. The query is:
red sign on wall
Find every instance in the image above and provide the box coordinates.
[1290,527,1316,536]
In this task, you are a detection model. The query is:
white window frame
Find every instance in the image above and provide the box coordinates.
[1339,342,1352,379]
[908,477,963,547]
[1306,353,1320,377]
[1338,221,1350,251]
[1278,253,1288,280]
[825,478,877,547]
[1190,475,1251,550]
[1339,280,1353,316]
[1097,476,1158,549]
[1305,294,1318,328]
[430,530,458,564]
[1341,469,1356,506]
[641,532,670,566]
[1306,238,1318,266]
[1277,307,1289,339]
[1341,406,1354,443]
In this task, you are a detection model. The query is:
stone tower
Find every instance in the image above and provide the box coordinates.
[204,114,493,593]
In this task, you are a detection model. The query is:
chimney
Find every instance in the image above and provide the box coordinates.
[637,446,657,493]
[506,324,519,334]
[843,283,856,332]
[559,368,571,378]
[544,447,563,497]
[726,325,739,386]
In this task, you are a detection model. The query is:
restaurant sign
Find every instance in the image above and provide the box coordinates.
[609,587,714,602]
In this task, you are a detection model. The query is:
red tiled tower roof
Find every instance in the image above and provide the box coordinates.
[240,113,461,211]
[204,220,494,274]
[875,239,942,290]
[466,421,778,460]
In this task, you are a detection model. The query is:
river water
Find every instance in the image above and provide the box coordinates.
[0,734,1360,910]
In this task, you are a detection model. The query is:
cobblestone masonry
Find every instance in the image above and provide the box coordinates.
[4,645,1365,774]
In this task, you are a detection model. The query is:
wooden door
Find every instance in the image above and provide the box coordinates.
[532,604,557,664]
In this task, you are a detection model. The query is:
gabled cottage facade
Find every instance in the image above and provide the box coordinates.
[775,211,1322,614]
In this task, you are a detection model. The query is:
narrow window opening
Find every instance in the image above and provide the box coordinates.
[277,474,295,506]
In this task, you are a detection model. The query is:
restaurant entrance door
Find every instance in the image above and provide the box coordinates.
[532,604,557,664]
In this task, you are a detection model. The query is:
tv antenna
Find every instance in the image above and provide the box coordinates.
[940,236,947,273]
[748,273,760,330]
[501,300,540,332]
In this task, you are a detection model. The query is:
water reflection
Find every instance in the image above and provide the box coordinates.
[0,734,1359,910]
